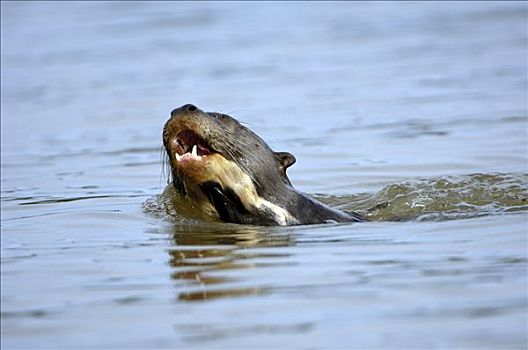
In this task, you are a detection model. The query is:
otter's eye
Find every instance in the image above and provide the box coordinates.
[217,114,233,124]
[210,113,238,128]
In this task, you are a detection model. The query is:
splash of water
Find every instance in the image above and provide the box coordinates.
[147,173,528,223]
[337,173,528,222]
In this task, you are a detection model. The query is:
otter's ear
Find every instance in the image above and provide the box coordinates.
[275,152,296,171]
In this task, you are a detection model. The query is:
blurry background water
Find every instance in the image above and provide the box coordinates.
[1,2,527,349]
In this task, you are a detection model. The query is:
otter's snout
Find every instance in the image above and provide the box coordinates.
[171,103,198,117]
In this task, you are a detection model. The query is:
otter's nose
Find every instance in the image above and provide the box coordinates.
[171,104,198,117]
[182,104,197,112]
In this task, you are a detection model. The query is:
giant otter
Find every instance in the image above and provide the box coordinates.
[162,104,365,226]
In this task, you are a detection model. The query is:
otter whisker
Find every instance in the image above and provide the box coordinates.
[160,145,171,185]
[220,143,262,187]
[224,138,271,170]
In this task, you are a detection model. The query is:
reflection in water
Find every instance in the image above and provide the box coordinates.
[167,223,294,302]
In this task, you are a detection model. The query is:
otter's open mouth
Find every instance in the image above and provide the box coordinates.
[173,130,217,162]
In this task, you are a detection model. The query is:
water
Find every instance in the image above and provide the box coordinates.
[1,2,527,349]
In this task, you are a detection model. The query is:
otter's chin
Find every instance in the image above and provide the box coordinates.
[173,152,214,182]
[175,153,245,188]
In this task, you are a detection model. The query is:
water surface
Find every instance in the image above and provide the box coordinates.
[1,2,527,349]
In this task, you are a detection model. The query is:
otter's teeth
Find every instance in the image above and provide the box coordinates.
[175,153,181,161]
[191,145,198,157]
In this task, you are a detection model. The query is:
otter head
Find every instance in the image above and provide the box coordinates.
[162,104,298,225]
